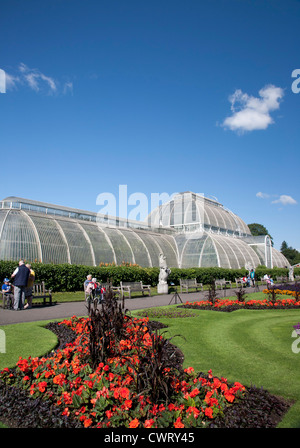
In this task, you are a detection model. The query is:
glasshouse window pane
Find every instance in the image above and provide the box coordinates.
[29,214,69,264]
[102,228,134,265]
[119,229,151,267]
[0,211,40,262]
[57,219,94,266]
[81,224,115,265]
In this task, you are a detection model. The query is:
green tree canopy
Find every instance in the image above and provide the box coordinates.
[280,241,300,265]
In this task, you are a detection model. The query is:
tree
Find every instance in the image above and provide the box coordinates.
[280,241,300,265]
[280,241,288,252]
[248,223,274,246]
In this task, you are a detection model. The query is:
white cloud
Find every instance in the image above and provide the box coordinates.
[256,192,270,199]
[19,63,57,93]
[222,85,284,133]
[271,195,297,206]
[4,73,20,90]
[257,192,297,206]
[4,63,72,95]
[63,81,73,95]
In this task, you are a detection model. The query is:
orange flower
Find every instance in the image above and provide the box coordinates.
[106,410,113,419]
[224,391,235,403]
[174,417,184,428]
[204,407,213,418]
[84,418,93,428]
[189,388,200,398]
[38,381,47,393]
[129,418,139,428]
[120,387,130,399]
[144,419,155,428]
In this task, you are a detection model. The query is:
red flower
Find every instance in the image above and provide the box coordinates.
[119,387,130,399]
[144,419,155,428]
[129,418,139,428]
[38,381,47,393]
[84,418,93,428]
[205,407,213,418]
[174,417,184,428]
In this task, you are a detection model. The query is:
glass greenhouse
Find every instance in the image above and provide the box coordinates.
[0,193,289,269]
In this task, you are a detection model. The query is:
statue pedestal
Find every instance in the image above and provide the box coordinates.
[157,283,168,294]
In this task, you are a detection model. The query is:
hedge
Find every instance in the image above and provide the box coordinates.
[1,261,298,293]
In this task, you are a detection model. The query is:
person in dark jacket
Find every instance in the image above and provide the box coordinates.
[11,260,30,310]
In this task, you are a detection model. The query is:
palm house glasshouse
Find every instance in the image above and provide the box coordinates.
[0,193,289,269]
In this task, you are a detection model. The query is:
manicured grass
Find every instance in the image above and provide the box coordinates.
[0,320,58,369]
[132,304,300,428]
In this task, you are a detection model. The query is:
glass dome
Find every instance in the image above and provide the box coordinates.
[147,192,251,237]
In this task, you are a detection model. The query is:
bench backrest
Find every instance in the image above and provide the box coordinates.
[180,278,197,285]
[121,281,142,288]
[33,282,46,294]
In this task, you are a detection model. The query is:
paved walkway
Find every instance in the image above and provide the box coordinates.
[0,286,264,326]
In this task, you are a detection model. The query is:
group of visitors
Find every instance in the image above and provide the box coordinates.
[240,269,256,287]
[1,260,35,310]
[84,274,107,302]
[263,273,274,287]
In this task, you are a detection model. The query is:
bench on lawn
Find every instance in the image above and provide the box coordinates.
[179,278,203,293]
[120,281,151,299]
[235,278,244,288]
[32,282,53,306]
[215,278,232,289]
[275,276,288,283]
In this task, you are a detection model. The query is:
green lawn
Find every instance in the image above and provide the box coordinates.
[1,291,300,428]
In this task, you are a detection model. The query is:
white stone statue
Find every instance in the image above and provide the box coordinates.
[289,266,294,282]
[157,253,171,293]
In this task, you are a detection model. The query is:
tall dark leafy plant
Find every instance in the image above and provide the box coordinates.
[205,279,218,304]
[84,289,129,369]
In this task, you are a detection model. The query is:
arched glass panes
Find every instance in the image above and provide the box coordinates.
[0,210,40,262]
[29,214,69,264]
[118,229,151,267]
[56,219,94,266]
[80,224,115,265]
[101,227,134,265]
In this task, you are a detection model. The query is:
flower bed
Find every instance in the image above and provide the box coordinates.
[180,297,300,312]
[0,313,249,428]
[263,283,300,299]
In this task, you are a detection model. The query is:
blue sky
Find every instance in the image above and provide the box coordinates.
[1,0,299,251]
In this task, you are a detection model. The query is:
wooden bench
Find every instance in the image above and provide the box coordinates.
[32,282,53,306]
[235,277,243,287]
[179,278,203,293]
[276,276,288,283]
[120,281,151,299]
[215,278,232,290]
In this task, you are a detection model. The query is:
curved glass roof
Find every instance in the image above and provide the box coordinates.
[0,208,179,268]
[0,196,289,269]
[147,192,251,236]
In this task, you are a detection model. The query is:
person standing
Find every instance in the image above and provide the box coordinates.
[24,264,35,309]
[11,261,30,310]
[250,269,256,287]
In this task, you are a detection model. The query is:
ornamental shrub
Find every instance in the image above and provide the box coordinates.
[0,260,297,293]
